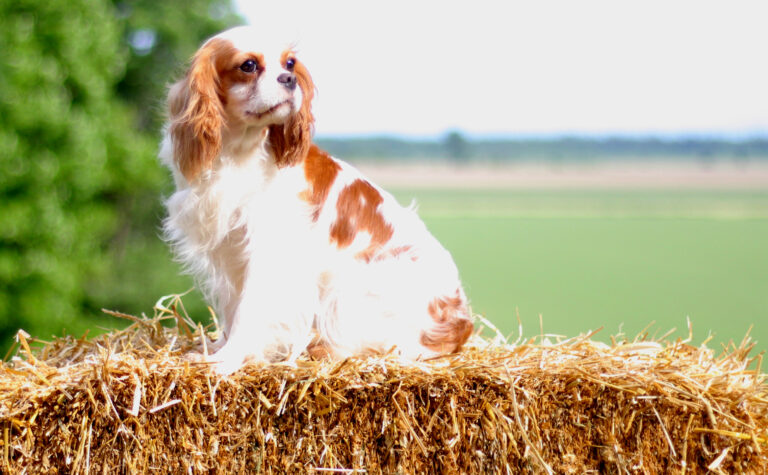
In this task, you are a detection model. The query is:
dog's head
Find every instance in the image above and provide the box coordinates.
[168,26,315,181]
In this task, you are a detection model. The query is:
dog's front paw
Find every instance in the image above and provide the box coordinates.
[182,351,209,363]
[211,356,245,376]
[208,346,266,376]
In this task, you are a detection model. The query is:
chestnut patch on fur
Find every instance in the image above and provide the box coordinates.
[356,244,417,264]
[421,290,473,353]
[269,49,315,168]
[300,145,341,221]
[330,179,394,253]
[168,38,238,181]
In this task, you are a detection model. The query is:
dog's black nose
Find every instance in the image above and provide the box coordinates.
[277,73,297,90]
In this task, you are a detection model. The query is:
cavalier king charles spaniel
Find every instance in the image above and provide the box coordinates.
[160,26,473,374]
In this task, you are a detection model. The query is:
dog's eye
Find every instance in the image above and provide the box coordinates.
[240,60,258,73]
[285,58,296,71]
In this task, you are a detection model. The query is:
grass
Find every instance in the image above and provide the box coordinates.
[391,188,768,352]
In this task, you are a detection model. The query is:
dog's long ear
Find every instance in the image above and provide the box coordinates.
[269,53,315,168]
[168,39,228,182]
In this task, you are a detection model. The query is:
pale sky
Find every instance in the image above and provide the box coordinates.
[234,0,768,138]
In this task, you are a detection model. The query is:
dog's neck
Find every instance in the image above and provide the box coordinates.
[221,124,270,162]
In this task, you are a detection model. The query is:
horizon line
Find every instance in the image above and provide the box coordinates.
[315,130,768,142]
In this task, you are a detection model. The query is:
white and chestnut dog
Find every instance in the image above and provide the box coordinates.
[160,26,473,374]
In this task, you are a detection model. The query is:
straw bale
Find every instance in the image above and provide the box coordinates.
[1,299,766,473]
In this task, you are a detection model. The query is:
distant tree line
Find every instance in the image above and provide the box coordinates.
[317,132,768,162]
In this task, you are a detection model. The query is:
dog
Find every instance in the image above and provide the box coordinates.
[159,26,473,374]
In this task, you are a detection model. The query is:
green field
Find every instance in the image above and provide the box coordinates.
[391,189,768,352]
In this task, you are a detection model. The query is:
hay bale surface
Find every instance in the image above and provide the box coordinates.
[1,301,766,473]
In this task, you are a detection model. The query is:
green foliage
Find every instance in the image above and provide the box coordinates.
[0,0,239,346]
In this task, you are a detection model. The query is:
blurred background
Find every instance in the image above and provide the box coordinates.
[1,0,766,355]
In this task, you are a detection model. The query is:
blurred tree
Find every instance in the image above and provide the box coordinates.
[443,130,470,162]
[0,0,239,348]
